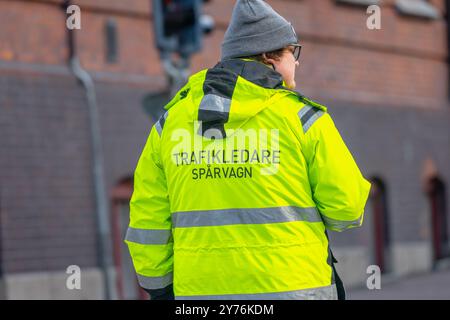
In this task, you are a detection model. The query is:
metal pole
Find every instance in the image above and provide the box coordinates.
[63,0,114,300]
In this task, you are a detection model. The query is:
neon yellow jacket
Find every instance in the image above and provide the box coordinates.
[125,59,371,300]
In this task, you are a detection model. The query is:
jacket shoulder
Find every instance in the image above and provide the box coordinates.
[279,89,328,113]
[293,94,328,134]
[297,95,327,113]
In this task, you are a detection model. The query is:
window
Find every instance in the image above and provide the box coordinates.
[426,176,449,264]
[395,0,440,19]
[369,177,391,273]
[105,18,119,63]
[110,177,146,300]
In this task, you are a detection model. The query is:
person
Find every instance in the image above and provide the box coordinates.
[125,0,371,300]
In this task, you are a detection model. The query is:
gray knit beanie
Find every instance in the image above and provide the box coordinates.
[221,0,298,61]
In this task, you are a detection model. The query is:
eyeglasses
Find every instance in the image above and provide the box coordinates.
[289,44,302,61]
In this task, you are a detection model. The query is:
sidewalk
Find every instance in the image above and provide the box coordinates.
[347,267,450,300]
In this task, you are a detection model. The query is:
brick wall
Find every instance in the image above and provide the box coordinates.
[1,0,446,108]
[0,68,98,273]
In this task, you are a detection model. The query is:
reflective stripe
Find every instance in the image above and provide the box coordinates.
[298,105,313,120]
[197,95,230,139]
[303,110,324,133]
[298,105,324,133]
[125,227,172,245]
[155,121,162,135]
[176,284,337,300]
[197,67,237,139]
[137,272,173,290]
[172,206,322,228]
[199,94,231,113]
[321,214,363,231]
[155,111,168,136]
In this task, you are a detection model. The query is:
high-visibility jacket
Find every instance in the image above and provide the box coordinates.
[125,58,371,300]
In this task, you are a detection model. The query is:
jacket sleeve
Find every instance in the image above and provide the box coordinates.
[143,284,174,300]
[300,110,371,232]
[124,125,173,291]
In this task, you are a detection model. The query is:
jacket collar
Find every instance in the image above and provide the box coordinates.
[212,59,285,90]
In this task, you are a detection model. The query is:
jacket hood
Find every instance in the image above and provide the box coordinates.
[162,59,325,140]
[179,59,292,139]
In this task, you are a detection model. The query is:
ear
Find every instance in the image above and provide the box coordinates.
[262,53,279,69]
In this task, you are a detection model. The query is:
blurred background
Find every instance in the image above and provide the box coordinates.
[0,0,449,300]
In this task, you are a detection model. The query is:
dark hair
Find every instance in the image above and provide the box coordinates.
[244,48,285,64]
